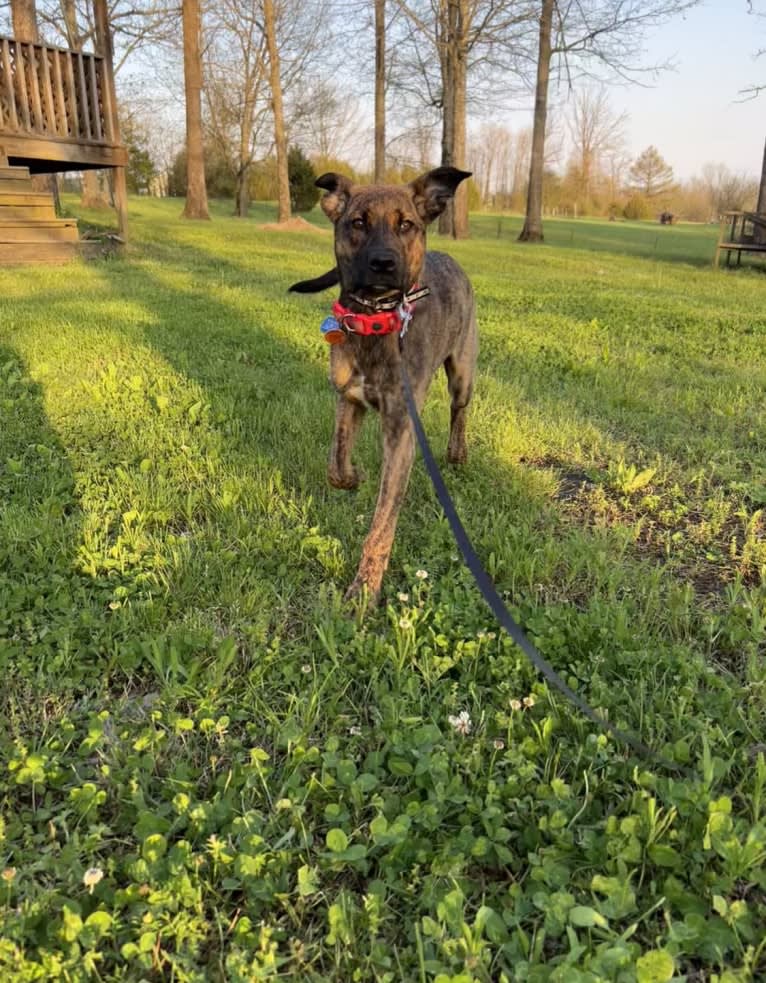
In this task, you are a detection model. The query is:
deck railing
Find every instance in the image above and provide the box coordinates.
[0,35,115,145]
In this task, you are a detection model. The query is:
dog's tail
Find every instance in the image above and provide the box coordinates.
[288,268,340,294]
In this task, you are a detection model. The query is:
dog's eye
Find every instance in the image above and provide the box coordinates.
[399,219,414,233]
[351,217,366,230]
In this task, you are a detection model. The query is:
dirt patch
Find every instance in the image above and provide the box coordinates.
[519,455,597,502]
[258,217,329,234]
[519,455,762,600]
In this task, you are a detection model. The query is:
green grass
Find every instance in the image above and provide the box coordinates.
[470,211,725,266]
[1,196,766,981]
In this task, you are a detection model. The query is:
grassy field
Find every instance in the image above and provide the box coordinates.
[1,196,766,981]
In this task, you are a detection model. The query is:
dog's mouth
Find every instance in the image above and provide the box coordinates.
[352,284,405,303]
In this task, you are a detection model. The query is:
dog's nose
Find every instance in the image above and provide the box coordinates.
[368,252,397,275]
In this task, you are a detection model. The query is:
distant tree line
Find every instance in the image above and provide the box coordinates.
[468,106,761,223]
[5,0,763,233]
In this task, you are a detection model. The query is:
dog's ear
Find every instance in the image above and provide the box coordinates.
[409,167,472,224]
[288,268,340,293]
[316,173,353,223]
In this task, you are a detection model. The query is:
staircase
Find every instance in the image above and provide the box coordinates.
[0,165,80,264]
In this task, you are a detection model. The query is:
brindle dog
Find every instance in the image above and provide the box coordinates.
[290,166,478,603]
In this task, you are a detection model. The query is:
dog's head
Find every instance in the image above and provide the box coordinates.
[298,167,470,301]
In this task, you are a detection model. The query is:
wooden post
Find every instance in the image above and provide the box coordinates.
[714,213,726,267]
[757,136,766,217]
[93,0,128,241]
[754,136,766,247]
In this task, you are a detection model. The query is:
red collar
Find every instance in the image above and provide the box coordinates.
[324,285,430,344]
[331,301,403,337]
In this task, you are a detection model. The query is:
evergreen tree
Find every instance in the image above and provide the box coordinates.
[628,146,675,198]
[288,147,319,212]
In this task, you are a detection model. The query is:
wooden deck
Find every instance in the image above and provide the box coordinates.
[0,35,127,172]
[714,211,766,268]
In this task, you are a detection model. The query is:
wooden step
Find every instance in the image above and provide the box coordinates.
[0,193,57,207]
[0,241,80,265]
[0,178,34,194]
[0,220,79,243]
[0,166,31,181]
[0,203,58,221]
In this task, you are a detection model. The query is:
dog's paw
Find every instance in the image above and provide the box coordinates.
[447,446,468,466]
[328,466,365,490]
[343,577,380,611]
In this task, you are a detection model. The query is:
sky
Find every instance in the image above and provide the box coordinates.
[553,1,765,180]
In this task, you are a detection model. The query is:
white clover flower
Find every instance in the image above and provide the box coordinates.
[493,739,505,750]
[83,867,104,893]
[349,725,362,737]
[397,592,409,603]
[487,632,496,640]
[510,699,522,711]
[301,664,312,674]
[415,569,428,580]
[399,617,412,630]
[2,867,16,883]
[523,695,537,709]
[477,630,486,640]
[448,710,472,736]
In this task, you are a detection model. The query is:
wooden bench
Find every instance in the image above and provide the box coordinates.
[714,211,766,267]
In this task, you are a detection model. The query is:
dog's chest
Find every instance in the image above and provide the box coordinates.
[329,337,402,410]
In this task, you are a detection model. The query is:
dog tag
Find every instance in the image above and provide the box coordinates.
[320,316,346,345]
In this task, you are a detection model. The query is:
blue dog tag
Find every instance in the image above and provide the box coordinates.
[320,316,345,344]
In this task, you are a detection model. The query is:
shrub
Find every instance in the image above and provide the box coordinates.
[623,194,651,220]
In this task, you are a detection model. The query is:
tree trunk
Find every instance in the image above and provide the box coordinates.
[436,1,469,238]
[11,0,38,42]
[49,173,61,214]
[451,4,468,240]
[81,170,111,208]
[374,0,386,182]
[64,0,110,211]
[234,164,251,217]
[519,0,554,243]
[234,107,254,217]
[61,0,79,47]
[438,0,457,236]
[264,0,291,223]
[94,0,128,238]
[181,0,210,220]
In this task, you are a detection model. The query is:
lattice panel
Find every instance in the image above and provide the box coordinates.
[0,35,110,145]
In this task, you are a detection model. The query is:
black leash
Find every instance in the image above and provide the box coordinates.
[398,347,683,774]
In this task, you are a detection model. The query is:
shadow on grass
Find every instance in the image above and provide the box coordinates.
[0,345,83,692]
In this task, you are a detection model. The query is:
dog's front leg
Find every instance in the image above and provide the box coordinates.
[345,398,416,604]
[328,395,366,490]
[328,345,367,490]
